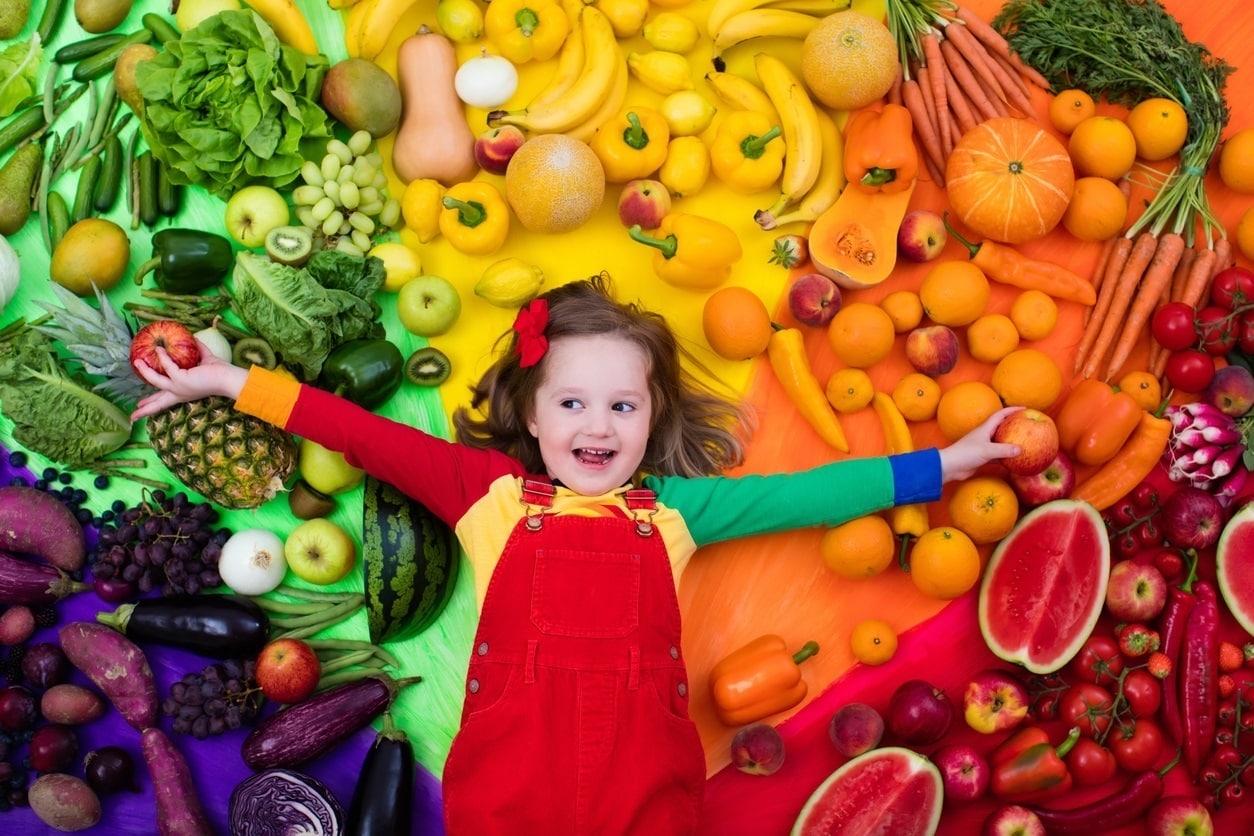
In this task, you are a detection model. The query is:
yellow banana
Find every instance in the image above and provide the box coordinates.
[343,0,376,57]
[329,0,366,9]
[563,54,629,143]
[766,0,853,15]
[755,53,821,216]
[712,9,820,54]
[706,0,847,39]
[871,393,931,540]
[476,258,546,308]
[756,107,844,229]
[489,7,620,134]
[529,1,588,109]
[627,51,694,96]
[358,0,423,59]
[703,71,778,124]
[242,0,319,54]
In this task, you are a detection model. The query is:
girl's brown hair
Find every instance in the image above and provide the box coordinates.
[453,273,751,477]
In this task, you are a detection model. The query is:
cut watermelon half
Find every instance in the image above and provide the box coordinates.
[1217,501,1254,636]
[978,499,1110,674]
[790,747,942,836]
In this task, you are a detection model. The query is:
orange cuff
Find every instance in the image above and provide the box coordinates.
[235,366,301,429]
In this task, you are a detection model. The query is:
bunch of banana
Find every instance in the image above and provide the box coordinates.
[349,0,424,59]
[755,107,845,230]
[704,71,778,125]
[706,0,852,54]
[753,54,822,222]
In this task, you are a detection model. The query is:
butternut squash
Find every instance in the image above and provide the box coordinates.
[807,178,915,290]
[393,25,479,186]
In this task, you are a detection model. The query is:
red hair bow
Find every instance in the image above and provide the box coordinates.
[513,299,549,368]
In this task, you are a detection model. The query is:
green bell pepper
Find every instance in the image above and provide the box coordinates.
[132,228,234,293]
[318,338,404,409]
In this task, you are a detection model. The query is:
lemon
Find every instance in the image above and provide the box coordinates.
[660,90,717,137]
[643,12,700,54]
[435,0,484,43]
[369,242,423,293]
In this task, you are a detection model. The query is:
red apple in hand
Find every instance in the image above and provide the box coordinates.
[130,320,201,376]
[254,638,321,705]
[993,409,1060,475]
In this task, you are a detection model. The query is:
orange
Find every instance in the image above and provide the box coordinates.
[881,290,924,333]
[1239,206,1254,263]
[892,373,941,422]
[1118,370,1162,411]
[850,619,897,666]
[1219,129,1254,194]
[948,476,1020,545]
[992,349,1062,410]
[1009,289,1059,341]
[1068,116,1138,180]
[827,302,896,368]
[1126,97,1188,161]
[825,368,875,414]
[820,515,896,580]
[908,526,981,600]
[1062,176,1128,242]
[967,314,1021,364]
[1048,89,1096,135]
[701,286,773,361]
[919,261,990,327]
[936,380,1003,442]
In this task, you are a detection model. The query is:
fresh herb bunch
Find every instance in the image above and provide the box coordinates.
[993,0,1234,243]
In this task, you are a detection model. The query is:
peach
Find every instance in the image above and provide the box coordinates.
[474,125,526,176]
[993,408,1060,475]
[905,325,959,377]
[788,273,842,328]
[617,178,671,230]
[897,209,948,262]
[1204,364,1254,417]
[730,722,785,775]
[827,702,884,758]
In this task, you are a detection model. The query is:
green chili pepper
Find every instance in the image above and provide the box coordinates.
[132,228,234,293]
[317,339,405,410]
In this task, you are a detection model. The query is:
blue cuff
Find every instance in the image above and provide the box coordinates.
[889,449,943,504]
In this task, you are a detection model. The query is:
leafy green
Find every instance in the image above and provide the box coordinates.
[134,9,332,199]
[229,250,386,382]
[0,322,132,468]
[0,36,43,118]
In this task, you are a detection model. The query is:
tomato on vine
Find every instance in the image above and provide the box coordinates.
[1071,635,1125,686]
[1197,305,1239,355]
[1119,669,1162,718]
[1110,718,1165,771]
[1060,682,1115,738]
[1151,301,1200,351]
[1208,266,1254,310]
[1067,737,1118,786]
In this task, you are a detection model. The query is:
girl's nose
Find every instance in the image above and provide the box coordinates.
[585,407,614,436]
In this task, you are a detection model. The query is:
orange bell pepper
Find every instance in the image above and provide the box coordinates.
[709,634,819,726]
[843,103,917,194]
[1055,378,1144,466]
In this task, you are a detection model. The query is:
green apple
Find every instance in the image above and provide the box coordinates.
[176,0,242,31]
[398,275,462,337]
[283,518,357,586]
[224,185,290,249]
[298,438,365,495]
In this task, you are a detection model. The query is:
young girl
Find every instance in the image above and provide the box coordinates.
[133,273,1019,834]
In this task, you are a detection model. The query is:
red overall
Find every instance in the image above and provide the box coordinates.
[442,480,707,834]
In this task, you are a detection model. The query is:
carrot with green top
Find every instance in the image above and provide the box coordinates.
[943,23,1009,112]
[901,78,946,182]
[922,32,950,151]
[943,65,979,135]
[946,20,1035,116]
[940,38,999,122]
[1179,246,1220,310]
[1078,236,1135,360]
[1105,232,1186,381]
[955,6,1051,89]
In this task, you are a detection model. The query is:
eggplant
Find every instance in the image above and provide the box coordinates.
[0,550,90,604]
[346,713,414,836]
[94,594,269,659]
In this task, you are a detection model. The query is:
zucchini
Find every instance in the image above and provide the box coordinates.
[156,159,181,216]
[94,594,270,659]
[37,0,67,45]
[46,190,72,253]
[361,475,460,644]
[72,29,154,83]
[346,713,413,835]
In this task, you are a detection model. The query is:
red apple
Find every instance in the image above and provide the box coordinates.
[933,743,990,802]
[1007,450,1076,506]
[788,273,843,328]
[905,325,959,376]
[962,669,1030,734]
[982,805,1046,836]
[1160,486,1225,551]
[474,125,526,175]
[129,320,201,377]
[729,722,785,775]
[993,409,1060,475]
[254,638,321,705]
[617,178,671,230]
[828,702,884,758]
[1105,560,1168,622]
[898,209,948,262]
[1146,795,1214,836]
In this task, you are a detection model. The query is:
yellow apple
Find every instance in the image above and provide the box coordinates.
[298,438,365,496]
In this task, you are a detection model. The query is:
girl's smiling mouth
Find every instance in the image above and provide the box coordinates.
[575,448,616,465]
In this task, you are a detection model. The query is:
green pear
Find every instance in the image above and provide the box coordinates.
[298,438,366,496]
[0,0,32,39]
[0,144,42,237]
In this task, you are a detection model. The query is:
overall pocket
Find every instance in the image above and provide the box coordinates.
[531,548,641,638]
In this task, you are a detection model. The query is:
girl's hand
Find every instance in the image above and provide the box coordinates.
[130,342,249,421]
[939,406,1023,483]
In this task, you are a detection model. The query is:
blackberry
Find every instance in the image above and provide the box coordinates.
[32,607,57,629]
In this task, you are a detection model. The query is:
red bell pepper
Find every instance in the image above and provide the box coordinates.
[991,726,1081,803]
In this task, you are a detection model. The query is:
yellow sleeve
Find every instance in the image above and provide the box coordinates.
[233,366,303,429]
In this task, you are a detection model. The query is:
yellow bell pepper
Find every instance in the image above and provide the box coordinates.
[590,107,671,183]
[484,0,569,63]
[628,212,742,290]
[439,181,510,255]
[401,178,446,244]
[709,109,785,194]
[658,136,709,198]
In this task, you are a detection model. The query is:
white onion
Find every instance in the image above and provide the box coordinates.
[219,529,288,596]
[193,325,233,363]
[454,51,519,109]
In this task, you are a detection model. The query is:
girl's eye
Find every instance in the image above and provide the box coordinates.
[613,402,636,413]
[560,399,583,409]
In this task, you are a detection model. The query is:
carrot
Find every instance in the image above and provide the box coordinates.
[922,32,950,151]
[1168,243,1197,303]
[943,65,979,135]
[1211,236,1233,277]
[920,144,946,184]
[1081,231,1160,379]
[991,50,1035,104]
[944,22,1015,114]
[901,78,946,182]
[955,6,1051,89]
[974,63,1009,117]
[917,64,956,158]
[1077,235,1135,362]
[948,22,1036,116]
[1179,246,1220,310]
[1084,236,1120,326]
[889,64,903,107]
[941,39,999,122]
[1105,232,1186,380]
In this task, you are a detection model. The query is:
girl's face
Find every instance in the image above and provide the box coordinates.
[526,334,653,496]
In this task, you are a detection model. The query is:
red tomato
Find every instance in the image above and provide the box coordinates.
[1071,636,1125,686]
[1119,669,1162,718]
[1152,548,1185,583]
[1239,310,1254,354]
[1196,306,1239,355]
[1110,719,1165,771]
[1130,482,1161,511]
[1165,349,1217,393]
[1151,301,1200,351]
[1219,781,1247,807]
[1067,737,1118,786]
[1135,518,1162,547]
[1208,266,1254,310]
[1060,683,1115,738]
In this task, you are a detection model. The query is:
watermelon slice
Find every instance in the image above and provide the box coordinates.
[1217,501,1254,635]
[790,747,942,836]
[978,499,1109,674]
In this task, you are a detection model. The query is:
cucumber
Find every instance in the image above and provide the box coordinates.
[361,476,460,644]
[54,33,126,65]
[71,155,101,224]
[93,134,123,213]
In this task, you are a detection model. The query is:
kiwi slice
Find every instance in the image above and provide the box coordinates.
[405,346,452,387]
[232,336,277,369]
[265,225,314,266]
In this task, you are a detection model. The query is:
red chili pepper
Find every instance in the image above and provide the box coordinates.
[1180,581,1220,778]
[1157,558,1198,746]
[1029,754,1178,834]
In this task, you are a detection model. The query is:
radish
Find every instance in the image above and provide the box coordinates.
[59,621,159,732]
[0,486,87,571]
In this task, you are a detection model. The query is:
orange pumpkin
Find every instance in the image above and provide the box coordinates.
[945,117,1075,245]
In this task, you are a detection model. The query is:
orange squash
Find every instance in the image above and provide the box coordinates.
[808,179,916,289]
[945,117,1075,245]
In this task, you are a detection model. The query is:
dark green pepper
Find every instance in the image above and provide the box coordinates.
[132,228,234,293]
[319,339,404,409]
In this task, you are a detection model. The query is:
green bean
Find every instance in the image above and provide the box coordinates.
[142,13,181,45]
[42,61,59,127]
[74,111,132,168]
[87,77,116,151]
[72,29,154,84]
[125,125,141,228]
[36,0,66,45]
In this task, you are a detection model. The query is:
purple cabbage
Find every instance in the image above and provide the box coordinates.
[229,768,342,836]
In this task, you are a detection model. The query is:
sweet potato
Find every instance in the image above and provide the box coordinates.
[141,727,213,836]
[41,683,107,726]
[28,773,102,832]
[59,621,159,731]
[0,486,87,571]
